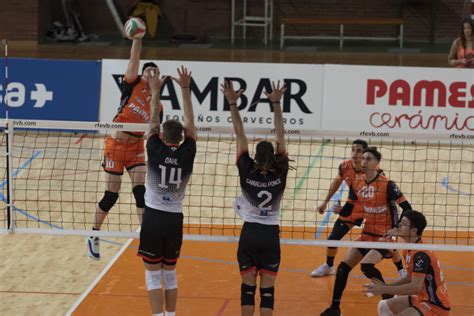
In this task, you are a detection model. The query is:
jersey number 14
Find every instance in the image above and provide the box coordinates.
[158,165,182,189]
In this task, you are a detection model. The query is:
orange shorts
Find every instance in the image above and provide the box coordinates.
[410,295,450,316]
[339,203,364,226]
[102,136,145,175]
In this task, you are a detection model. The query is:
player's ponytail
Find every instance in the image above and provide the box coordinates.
[254,141,290,177]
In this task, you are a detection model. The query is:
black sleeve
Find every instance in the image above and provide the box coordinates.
[412,252,431,275]
[236,152,253,174]
[339,202,354,217]
[121,76,141,94]
[398,201,413,221]
[387,181,408,227]
[181,138,197,159]
[387,181,404,201]
[347,184,358,201]
[146,134,164,163]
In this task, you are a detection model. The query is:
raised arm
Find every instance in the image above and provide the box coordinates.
[148,69,168,137]
[221,81,248,155]
[172,66,196,140]
[264,81,287,155]
[125,39,142,80]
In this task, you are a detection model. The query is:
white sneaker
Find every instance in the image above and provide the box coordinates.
[87,236,100,260]
[397,268,407,279]
[310,263,335,277]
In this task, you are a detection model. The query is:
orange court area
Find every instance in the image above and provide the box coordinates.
[73,239,474,315]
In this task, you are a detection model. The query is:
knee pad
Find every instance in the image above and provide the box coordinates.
[145,269,161,291]
[241,283,256,306]
[337,261,352,276]
[377,300,395,316]
[260,286,275,310]
[328,219,351,240]
[132,185,146,208]
[98,191,119,212]
[361,263,383,281]
[162,269,177,290]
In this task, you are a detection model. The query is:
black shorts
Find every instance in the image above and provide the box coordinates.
[138,206,183,265]
[356,247,392,258]
[237,222,280,276]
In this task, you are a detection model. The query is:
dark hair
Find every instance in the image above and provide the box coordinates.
[460,18,474,49]
[142,62,158,74]
[253,141,290,177]
[162,120,184,144]
[352,139,368,149]
[403,210,427,236]
[363,146,382,162]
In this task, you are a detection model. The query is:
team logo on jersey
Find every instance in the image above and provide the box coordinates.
[393,184,401,195]
[162,193,172,202]
[415,257,424,269]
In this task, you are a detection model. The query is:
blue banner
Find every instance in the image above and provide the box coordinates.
[0,58,101,121]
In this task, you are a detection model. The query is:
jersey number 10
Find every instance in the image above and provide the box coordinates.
[158,165,182,189]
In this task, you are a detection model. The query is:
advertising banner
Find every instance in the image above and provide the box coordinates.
[100,60,323,137]
[0,58,101,121]
[322,64,474,141]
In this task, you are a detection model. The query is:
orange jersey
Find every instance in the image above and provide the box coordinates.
[455,39,474,68]
[405,246,450,312]
[347,172,406,236]
[337,159,364,224]
[113,76,152,136]
[337,159,361,186]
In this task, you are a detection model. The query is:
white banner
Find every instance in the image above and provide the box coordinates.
[322,64,474,141]
[100,60,474,142]
[100,60,323,138]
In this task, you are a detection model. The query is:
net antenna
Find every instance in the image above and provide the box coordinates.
[2,39,8,119]
[2,38,14,232]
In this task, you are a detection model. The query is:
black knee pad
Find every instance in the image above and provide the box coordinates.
[361,263,382,281]
[260,286,275,310]
[98,191,119,212]
[328,219,351,240]
[336,261,352,277]
[132,185,146,208]
[241,283,256,306]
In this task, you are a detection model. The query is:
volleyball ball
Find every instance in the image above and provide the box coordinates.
[124,17,146,40]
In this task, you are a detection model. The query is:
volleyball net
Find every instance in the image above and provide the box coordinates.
[1,119,473,252]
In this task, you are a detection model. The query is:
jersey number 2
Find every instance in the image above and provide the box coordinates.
[258,190,272,216]
[158,165,182,189]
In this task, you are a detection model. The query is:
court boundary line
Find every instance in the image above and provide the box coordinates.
[65,236,134,316]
